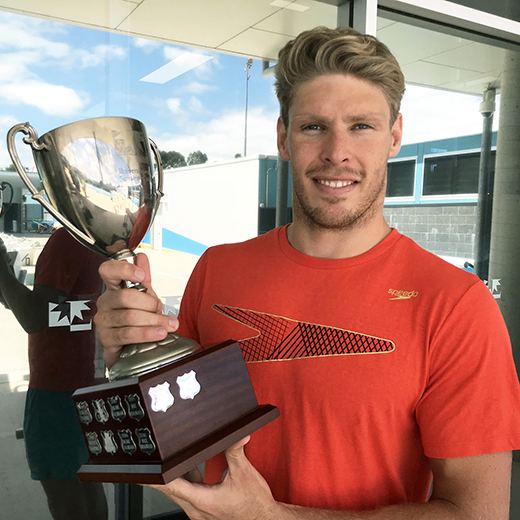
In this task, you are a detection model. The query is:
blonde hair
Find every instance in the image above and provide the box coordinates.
[275,26,405,126]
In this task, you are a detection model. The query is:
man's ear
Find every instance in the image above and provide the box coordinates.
[388,113,403,159]
[277,117,290,161]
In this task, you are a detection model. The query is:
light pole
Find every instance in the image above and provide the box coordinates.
[474,85,496,281]
[244,58,253,157]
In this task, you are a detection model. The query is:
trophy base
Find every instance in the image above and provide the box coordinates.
[77,404,279,484]
[72,340,279,485]
[108,333,202,381]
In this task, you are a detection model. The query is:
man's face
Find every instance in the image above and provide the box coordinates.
[277,74,402,232]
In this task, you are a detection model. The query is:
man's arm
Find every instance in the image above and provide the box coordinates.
[284,452,512,519]
[0,238,64,334]
[150,442,512,520]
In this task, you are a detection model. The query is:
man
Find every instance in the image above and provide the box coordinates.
[0,228,108,520]
[95,27,520,519]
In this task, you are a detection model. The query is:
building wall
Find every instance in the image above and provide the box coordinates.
[150,156,263,255]
[381,133,491,263]
[384,204,477,262]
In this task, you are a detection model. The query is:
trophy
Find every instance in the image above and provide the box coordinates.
[7,117,279,483]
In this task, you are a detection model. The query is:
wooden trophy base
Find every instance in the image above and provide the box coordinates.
[72,340,279,484]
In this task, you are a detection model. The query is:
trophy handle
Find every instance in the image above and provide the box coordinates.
[148,138,164,211]
[6,122,96,247]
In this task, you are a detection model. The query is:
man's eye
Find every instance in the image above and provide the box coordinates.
[353,123,371,130]
[303,124,322,131]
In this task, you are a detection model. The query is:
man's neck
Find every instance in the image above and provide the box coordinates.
[286,217,391,259]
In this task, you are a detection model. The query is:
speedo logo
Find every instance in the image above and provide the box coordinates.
[388,288,419,300]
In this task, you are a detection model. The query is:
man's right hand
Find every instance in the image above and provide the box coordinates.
[95,252,179,368]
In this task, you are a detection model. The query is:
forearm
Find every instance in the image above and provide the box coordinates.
[152,443,510,520]
[0,265,64,334]
[277,452,511,520]
[0,267,40,333]
[279,498,462,520]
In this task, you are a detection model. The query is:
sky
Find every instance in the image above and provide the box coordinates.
[0,9,497,171]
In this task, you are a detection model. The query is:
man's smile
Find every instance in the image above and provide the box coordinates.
[315,179,357,188]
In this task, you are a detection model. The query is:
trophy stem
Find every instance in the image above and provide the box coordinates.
[111,250,138,261]
[111,251,145,290]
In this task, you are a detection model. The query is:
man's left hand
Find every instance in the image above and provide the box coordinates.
[149,436,281,520]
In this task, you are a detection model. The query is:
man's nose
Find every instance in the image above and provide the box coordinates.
[321,128,351,165]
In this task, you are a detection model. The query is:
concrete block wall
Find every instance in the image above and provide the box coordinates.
[383,204,477,261]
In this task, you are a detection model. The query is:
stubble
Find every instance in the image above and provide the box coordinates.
[292,164,387,232]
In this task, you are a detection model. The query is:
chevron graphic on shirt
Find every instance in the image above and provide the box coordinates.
[212,304,395,362]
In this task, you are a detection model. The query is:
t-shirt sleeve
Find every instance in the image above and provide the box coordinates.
[176,251,210,344]
[417,280,520,458]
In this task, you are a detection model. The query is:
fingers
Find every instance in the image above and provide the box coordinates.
[134,253,154,291]
[147,476,202,507]
[99,257,147,291]
[95,293,179,363]
[183,467,204,484]
[145,437,276,520]
[94,253,179,366]
[224,435,251,470]
[226,436,251,457]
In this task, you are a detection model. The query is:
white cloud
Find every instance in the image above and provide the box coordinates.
[188,96,208,114]
[0,18,126,70]
[165,97,192,127]
[156,105,278,162]
[76,44,127,68]
[0,20,69,58]
[0,115,20,128]
[179,81,217,94]
[0,80,87,116]
[163,46,186,61]
[0,58,31,78]
[133,37,162,52]
[0,13,119,118]
[0,115,36,169]
[167,98,182,114]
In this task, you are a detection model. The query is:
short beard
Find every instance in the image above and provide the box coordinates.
[292,165,387,232]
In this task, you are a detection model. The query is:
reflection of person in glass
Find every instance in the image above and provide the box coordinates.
[0,228,107,520]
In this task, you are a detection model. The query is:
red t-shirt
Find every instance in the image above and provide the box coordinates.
[28,228,104,391]
[177,226,520,510]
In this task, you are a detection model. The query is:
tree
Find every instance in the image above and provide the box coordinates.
[234,153,242,158]
[159,150,187,169]
[5,164,16,171]
[187,150,208,166]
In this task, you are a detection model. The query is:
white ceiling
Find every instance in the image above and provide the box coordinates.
[0,0,513,95]
[377,16,505,94]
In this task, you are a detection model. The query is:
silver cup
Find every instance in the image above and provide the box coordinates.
[7,117,199,380]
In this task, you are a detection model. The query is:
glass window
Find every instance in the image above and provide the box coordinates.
[386,159,415,197]
[423,151,496,196]
[377,10,504,264]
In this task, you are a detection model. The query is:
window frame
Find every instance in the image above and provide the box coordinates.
[419,147,495,202]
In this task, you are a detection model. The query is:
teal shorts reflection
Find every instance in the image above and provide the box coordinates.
[24,388,88,480]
